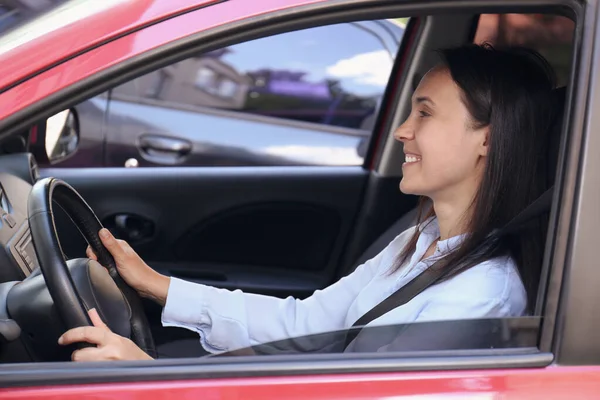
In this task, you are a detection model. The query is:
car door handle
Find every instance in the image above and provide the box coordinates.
[138,135,191,155]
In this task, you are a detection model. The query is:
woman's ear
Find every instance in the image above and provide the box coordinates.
[478,126,490,157]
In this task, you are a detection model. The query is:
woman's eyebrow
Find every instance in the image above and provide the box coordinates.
[415,96,435,106]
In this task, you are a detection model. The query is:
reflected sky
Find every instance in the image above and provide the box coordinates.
[222,21,403,97]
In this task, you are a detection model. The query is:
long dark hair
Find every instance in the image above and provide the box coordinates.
[392,44,558,309]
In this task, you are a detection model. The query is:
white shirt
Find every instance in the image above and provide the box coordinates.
[161,218,527,353]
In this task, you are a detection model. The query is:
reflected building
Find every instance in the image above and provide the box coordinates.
[112,49,251,110]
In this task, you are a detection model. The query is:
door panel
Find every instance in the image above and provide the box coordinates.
[42,166,368,300]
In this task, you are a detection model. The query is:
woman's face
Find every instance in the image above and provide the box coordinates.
[394,67,489,203]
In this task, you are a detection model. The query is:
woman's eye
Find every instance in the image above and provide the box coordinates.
[418,110,430,118]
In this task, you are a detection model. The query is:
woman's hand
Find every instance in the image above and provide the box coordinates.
[87,228,170,306]
[58,308,153,361]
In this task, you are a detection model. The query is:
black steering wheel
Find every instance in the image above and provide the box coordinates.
[27,177,157,358]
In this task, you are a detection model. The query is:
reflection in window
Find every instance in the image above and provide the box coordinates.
[195,68,239,99]
[219,79,238,99]
[0,0,67,35]
[112,19,405,131]
[195,67,217,92]
[213,317,541,356]
[0,6,19,32]
[146,70,171,100]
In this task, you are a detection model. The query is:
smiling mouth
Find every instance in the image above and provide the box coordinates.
[404,154,421,164]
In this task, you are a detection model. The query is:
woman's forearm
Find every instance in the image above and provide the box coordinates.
[139,271,171,306]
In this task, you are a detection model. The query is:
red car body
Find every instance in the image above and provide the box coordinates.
[1,367,599,399]
[0,0,598,398]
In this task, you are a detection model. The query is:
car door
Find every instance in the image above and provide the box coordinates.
[2,1,599,398]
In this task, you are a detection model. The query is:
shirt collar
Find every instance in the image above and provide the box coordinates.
[417,216,467,256]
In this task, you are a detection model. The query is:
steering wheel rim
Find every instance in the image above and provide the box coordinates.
[27,177,157,358]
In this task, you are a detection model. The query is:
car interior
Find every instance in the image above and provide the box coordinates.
[0,7,576,363]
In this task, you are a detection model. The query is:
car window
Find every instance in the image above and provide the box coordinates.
[113,20,402,132]
[212,317,541,357]
[47,19,406,168]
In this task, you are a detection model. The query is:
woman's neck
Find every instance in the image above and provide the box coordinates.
[431,199,472,241]
[429,172,481,240]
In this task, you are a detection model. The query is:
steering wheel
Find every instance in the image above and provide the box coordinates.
[27,177,157,358]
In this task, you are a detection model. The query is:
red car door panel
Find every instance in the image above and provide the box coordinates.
[1,367,600,399]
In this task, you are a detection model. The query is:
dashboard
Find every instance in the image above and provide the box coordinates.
[0,153,42,283]
[9,224,38,277]
[0,152,71,363]
[0,152,135,363]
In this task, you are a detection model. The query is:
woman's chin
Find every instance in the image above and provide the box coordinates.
[399,180,420,195]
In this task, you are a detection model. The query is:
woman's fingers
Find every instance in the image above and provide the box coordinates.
[71,347,104,361]
[59,308,109,346]
[86,245,98,261]
[58,325,106,346]
[98,228,128,263]
[58,308,153,362]
[71,344,123,361]
[88,308,109,330]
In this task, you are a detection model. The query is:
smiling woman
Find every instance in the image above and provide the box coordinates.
[53,43,559,361]
[393,45,556,311]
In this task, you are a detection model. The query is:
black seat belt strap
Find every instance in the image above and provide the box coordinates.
[343,264,445,348]
[343,185,554,349]
[497,186,554,235]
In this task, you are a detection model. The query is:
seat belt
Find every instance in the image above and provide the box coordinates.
[343,185,554,349]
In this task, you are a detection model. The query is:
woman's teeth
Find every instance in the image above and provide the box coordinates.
[405,155,421,163]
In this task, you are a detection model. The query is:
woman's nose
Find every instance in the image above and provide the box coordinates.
[393,121,414,142]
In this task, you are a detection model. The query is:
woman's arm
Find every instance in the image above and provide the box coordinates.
[89,227,410,354]
[161,248,388,353]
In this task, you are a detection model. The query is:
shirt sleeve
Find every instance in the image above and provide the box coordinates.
[160,237,397,353]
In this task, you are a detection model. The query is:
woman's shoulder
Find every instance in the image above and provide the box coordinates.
[437,255,526,308]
